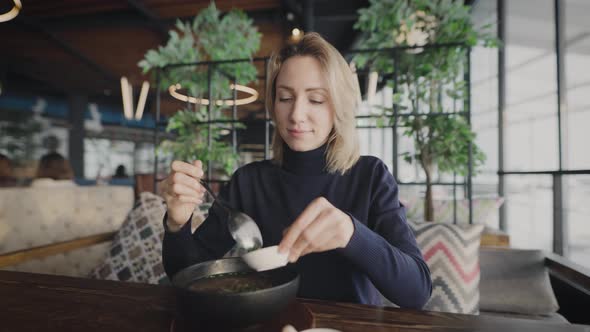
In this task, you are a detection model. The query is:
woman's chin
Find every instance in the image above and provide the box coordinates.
[285,140,322,152]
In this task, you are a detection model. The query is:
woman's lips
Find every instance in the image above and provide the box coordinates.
[287,129,311,138]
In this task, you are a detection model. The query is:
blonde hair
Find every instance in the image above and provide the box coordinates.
[266,32,360,175]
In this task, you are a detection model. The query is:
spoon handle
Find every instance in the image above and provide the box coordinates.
[199,179,231,212]
[199,179,218,201]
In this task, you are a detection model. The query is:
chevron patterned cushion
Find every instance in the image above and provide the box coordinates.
[409,221,484,314]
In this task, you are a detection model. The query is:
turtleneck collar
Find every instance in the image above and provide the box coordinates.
[282,143,328,175]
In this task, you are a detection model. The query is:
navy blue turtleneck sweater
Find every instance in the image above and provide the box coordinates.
[162,145,432,309]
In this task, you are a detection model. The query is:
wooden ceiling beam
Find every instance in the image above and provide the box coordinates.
[19,0,281,19]
[1,57,111,95]
[15,17,119,85]
[3,70,65,96]
[125,0,168,41]
[130,0,281,19]
[17,1,127,18]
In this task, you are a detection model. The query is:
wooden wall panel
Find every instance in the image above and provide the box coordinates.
[146,0,280,19]
[19,0,127,18]
[19,0,279,19]
[55,26,163,84]
[0,0,284,114]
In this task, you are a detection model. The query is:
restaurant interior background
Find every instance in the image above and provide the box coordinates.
[0,0,589,320]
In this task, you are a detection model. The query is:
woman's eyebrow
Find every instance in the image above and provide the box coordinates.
[277,85,327,93]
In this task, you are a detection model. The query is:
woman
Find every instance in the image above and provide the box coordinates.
[161,33,431,309]
[113,165,129,179]
[0,154,17,187]
[32,152,76,187]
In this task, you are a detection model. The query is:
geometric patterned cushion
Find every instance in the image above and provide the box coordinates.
[409,221,485,314]
[88,192,207,285]
[88,192,169,284]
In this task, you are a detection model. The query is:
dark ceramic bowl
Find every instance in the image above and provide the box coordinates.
[172,257,299,328]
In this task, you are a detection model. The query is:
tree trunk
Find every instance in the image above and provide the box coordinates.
[424,77,437,222]
[429,78,438,113]
[424,164,435,222]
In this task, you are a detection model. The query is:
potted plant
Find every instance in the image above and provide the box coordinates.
[139,2,261,176]
[353,0,498,221]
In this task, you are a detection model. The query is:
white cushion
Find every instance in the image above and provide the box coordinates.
[0,185,134,276]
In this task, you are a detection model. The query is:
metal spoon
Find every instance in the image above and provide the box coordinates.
[199,180,263,253]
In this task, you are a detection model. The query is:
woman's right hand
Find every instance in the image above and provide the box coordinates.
[160,160,206,231]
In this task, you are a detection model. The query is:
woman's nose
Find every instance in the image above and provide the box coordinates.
[288,98,307,123]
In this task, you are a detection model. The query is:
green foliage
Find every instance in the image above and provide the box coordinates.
[353,0,498,220]
[158,106,245,175]
[138,3,261,96]
[139,2,261,176]
[399,115,485,177]
[353,0,497,179]
[354,0,498,74]
[0,113,42,166]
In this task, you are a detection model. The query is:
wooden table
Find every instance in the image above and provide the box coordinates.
[1,270,588,332]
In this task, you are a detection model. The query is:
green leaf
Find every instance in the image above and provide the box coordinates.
[138,2,261,176]
[351,0,494,179]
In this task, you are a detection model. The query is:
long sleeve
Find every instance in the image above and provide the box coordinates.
[340,161,432,309]
[162,177,239,279]
[162,154,430,307]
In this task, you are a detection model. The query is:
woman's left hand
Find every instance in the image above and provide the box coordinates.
[278,197,354,263]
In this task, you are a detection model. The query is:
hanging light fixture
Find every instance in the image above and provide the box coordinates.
[349,61,363,107]
[349,61,379,107]
[394,10,437,54]
[120,77,133,120]
[121,77,150,120]
[289,27,304,43]
[135,81,150,120]
[168,83,258,106]
[366,71,379,105]
[0,0,22,23]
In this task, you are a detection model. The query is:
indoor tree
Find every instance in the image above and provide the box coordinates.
[353,0,497,221]
[139,2,261,176]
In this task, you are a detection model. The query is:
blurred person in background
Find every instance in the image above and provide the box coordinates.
[113,165,129,179]
[0,154,17,187]
[32,152,76,187]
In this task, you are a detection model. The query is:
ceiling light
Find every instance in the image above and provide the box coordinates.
[168,83,259,106]
[0,0,22,23]
[349,61,363,107]
[367,72,378,105]
[291,28,301,37]
[121,77,150,121]
[120,77,133,120]
[135,81,150,120]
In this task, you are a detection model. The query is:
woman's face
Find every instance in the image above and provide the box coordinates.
[274,56,335,152]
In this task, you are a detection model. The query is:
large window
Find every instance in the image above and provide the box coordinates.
[353,0,589,267]
[471,0,590,268]
[503,0,558,253]
[84,139,135,180]
[565,0,590,267]
[471,0,500,229]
